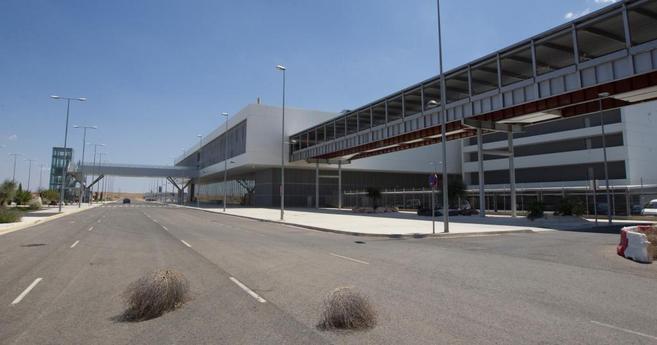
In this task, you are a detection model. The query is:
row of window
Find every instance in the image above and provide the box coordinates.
[290,1,657,152]
[465,132,623,162]
[177,120,247,169]
[468,161,626,185]
[466,110,622,146]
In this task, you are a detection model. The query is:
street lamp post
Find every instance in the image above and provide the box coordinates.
[276,64,286,221]
[39,164,46,191]
[220,112,229,212]
[89,143,105,204]
[435,0,449,233]
[97,153,106,202]
[598,92,612,224]
[8,153,21,183]
[74,125,97,207]
[25,158,36,191]
[197,134,202,208]
[429,161,442,234]
[50,95,86,212]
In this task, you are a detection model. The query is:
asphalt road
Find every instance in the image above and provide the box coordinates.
[1,202,656,345]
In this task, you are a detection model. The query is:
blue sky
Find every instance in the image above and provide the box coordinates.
[0,0,618,192]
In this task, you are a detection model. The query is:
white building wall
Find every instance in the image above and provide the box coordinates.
[186,103,458,178]
[623,100,657,186]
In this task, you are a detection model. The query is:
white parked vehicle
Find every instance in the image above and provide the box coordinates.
[641,200,657,216]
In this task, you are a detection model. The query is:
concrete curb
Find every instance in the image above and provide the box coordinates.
[176,204,536,239]
[0,204,103,236]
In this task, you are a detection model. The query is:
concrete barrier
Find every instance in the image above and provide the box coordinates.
[617,225,657,263]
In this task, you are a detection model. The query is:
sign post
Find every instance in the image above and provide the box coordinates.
[429,173,438,234]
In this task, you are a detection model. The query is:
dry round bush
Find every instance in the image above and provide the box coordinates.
[318,287,377,331]
[120,269,189,322]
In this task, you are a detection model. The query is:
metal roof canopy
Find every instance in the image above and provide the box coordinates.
[289,0,657,162]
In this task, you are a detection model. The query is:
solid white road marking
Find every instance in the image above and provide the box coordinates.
[180,240,191,248]
[88,226,94,231]
[70,240,80,248]
[329,253,370,265]
[591,321,657,341]
[229,277,266,303]
[11,278,43,305]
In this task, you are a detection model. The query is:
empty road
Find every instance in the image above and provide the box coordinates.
[1,202,656,344]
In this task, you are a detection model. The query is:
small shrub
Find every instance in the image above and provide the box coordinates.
[28,198,42,211]
[0,180,17,206]
[13,184,32,206]
[527,201,545,221]
[40,189,59,205]
[554,198,586,217]
[120,269,190,322]
[0,209,22,223]
[318,287,377,331]
[366,187,381,210]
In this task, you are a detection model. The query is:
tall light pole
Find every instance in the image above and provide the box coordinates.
[197,134,202,208]
[51,95,86,212]
[8,153,21,184]
[74,125,97,207]
[598,92,612,224]
[25,158,36,191]
[435,0,449,233]
[276,64,287,221]
[220,112,229,212]
[429,161,442,234]
[90,143,105,204]
[97,153,107,202]
[39,164,47,191]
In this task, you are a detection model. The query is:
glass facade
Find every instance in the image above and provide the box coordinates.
[177,120,247,169]
[49,147,76,200]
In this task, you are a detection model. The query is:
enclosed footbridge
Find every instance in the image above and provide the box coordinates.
[71,163,197,202]
[289,0,657,162]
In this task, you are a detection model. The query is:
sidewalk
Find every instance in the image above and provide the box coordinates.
[179,205,562,237]
[0,203,102,236]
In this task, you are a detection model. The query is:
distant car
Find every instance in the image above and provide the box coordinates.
[641,200,657,216]
[122,198,131,204]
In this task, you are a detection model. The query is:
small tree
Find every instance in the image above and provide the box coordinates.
[527,201,545,221]
[366,187,382,210]
[14,184,32,205]
[447,178,467,208]
[0,180,17,206]
[40,189,60,205]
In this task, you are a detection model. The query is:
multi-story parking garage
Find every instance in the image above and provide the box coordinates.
[168,0,657,213]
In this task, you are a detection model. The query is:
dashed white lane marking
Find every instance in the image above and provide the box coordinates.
[70,240,80,248]
[229,277,266,303]
[591,321,657,341]
[329,253,370,265]
[162,225,169,231]
[180,240,192,248]
[96,219,101,223]
[88,226,94,231]
[11,278,43,305]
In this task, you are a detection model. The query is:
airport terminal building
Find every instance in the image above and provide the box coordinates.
[173,0,657,214]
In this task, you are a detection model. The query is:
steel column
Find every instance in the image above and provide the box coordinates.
[477,128,485,217]
[507,126,517,217]
[338,161,342,209]
[315,162,319,209]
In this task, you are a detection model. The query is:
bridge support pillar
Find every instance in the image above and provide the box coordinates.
[338,161,342,209]
[508,126,517,218]
[477,128,486,218]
